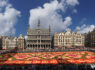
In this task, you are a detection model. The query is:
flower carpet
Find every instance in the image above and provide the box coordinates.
[0,51,95,65]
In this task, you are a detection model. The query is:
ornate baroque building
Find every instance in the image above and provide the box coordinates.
[26,20,51,49]
[0,36,2,50]
[85,28,95,47]
[2,36,18,49]
[1,34,24,50]
[17,34,25,50]
[54,29,85,48]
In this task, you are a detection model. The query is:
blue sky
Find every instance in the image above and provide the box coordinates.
[0,0,95,37]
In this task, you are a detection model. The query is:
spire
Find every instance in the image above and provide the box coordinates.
[27,24,29,30]
[38,19,40,29]
[49,24,51,32]
[66,29,70,32]
[77,30,81,34]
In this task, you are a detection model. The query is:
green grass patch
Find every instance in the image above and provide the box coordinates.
[0,55,2,58]
[82,52,88,59]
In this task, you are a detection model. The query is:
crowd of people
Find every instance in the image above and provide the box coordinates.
[0,64,95,70]
[0,46,95,53]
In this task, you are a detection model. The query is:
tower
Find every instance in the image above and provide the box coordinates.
[26,19,51,49]
[49,24,51,32]
[38,19,40,29]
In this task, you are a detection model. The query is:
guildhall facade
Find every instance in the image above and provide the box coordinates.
[26,20,51,49]
[54,29,85,48]
[1,34,24,50]
[85,28,95,47]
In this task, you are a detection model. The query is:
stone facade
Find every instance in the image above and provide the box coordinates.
[0,36,2,50]
[17,34,25,50]
[2,36,18,50]
[54,29,85,48]
[26,20,51,49]
[1,36,8,49]
[85,28,95,47]
[1,34,24,50]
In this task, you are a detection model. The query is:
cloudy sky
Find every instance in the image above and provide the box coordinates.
[0,0,95,36]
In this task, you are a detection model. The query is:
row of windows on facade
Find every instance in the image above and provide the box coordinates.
[27,40,51,42]
[54,38,84,40]
[55,36,83,39]
[28,44,50,47]
[55,43,84,46]
[28,32,50,35]
[28,36,51,38]
[55,41,84,43]
[55,43,84,45]
[55,39,84,42]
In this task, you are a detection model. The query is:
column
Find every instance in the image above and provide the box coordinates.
[31,45,33,49]
[40,35,41,49]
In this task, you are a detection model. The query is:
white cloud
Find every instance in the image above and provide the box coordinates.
[80,18,87,24]
[29,0,79,34]
[0,0,8,8]
[63,16,72,29]
[76,24,95,34]
[24,35,28,39]
[72,9,77,13]
[0,0,21,35]
[66,0,79,6]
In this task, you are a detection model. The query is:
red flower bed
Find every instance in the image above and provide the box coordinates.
[0,51,95,65]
